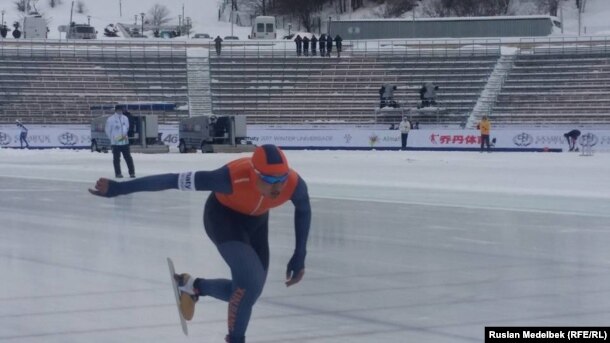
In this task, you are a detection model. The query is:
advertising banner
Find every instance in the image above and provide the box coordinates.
[1,125,609,152]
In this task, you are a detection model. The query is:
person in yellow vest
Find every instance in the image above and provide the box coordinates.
[477,115,491,152]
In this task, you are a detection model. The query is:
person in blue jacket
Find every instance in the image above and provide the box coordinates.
[15,120,29,149]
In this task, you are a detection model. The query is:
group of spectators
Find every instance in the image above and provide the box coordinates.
[419,82,439,108]
[294,34,342,57]
[378,84,399,109]
[377,82,440,109]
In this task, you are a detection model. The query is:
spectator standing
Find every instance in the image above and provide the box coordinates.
[310,35,317,56]
[294,35,302,56]
[564,129,581,152]
[319,34,326,57]
[477,115,491,153]
[418,84,426,108]
[334,34,343,58]
[15,120,29,149]
[423,82,439,107]
[326,34,333,57]
[378,85,386,108]
[105,105,135,178]
[398,116,411,150]
[383,84,397,108]
[302,36,310,56]
[214,36,223,56]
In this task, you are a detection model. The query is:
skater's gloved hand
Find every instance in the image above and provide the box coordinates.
[285,251,305,287]
[88,177,120,197]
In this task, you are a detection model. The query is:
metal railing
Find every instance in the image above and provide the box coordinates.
[207,38,502,58]
[517,36,610,55]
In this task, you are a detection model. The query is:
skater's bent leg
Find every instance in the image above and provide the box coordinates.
[194,278,232,301]
[218,241,267,342]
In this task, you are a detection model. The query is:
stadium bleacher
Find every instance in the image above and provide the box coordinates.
[0,39,609,127]
[492,47,610,126]
[0,43,189,124]
[208,50,499,125]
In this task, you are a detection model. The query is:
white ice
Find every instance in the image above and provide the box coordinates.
[1,149,610,342]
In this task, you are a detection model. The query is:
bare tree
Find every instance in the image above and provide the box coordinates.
[30,0,39,13]
[534,0,566,16]
[352,0,365,11]
[48,0,62,8]
[424,0,513,17]
[241,0,270,16]
[147,3,171,27]
[76,0,86,14]
[14,0,31,13]
[275,0,325,32]
[381,0,418,18]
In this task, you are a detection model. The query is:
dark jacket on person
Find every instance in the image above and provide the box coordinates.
[310,35,318,52]
[302,36,309,50]
[319,34,326,52]
[214,36,223,54]
[326,34,333,52]
[419,84,426,100]
[294,35,302,51]
[565,129,581,139]
[334,35,343,51]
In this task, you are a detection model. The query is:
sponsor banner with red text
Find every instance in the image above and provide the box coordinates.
[1,125,609,152]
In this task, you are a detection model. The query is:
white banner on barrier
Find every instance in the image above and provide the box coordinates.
[1,125,609,152]
[407,129,610,151]
[246,128,401,148]
[0,125,91,148]
[244,128,610,151]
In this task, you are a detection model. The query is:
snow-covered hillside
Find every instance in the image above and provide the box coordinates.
[0,0,608,40]
[0,0,252,40]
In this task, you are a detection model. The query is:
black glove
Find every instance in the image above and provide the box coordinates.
[285,251,306,287]
[286,251,306,275]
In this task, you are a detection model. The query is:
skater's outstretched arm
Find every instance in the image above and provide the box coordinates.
[286,176,311,287]
[89,167,232,197]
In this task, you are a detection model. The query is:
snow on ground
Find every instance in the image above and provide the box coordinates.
[0,0,608,40]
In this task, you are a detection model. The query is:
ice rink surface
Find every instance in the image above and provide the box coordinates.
[1,149,610,342]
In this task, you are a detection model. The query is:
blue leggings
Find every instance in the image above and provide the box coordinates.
[194,194,269,343]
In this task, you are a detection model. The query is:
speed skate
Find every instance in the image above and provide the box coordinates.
[167,257,189,336]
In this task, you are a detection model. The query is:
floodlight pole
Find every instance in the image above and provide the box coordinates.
[578,5,582,36]
[140,12,144,36]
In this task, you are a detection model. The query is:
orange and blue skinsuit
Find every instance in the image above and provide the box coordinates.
[100,147,311,343]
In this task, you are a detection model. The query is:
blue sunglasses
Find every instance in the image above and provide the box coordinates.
[256,171,288,184]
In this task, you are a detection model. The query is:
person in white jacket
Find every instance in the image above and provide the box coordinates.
[398,116,411,150]
[105,105,135,178]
